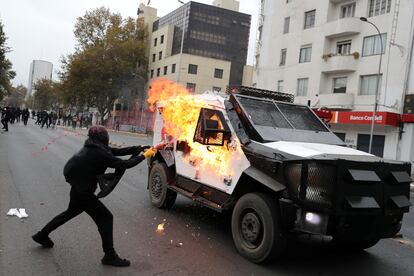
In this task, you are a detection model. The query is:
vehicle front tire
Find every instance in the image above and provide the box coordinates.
[231,193,286,263]
[148,162,177,209]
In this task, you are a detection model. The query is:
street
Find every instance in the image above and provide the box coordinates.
[1,121,414,276]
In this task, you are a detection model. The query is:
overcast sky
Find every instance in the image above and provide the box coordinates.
[1,0,259,86]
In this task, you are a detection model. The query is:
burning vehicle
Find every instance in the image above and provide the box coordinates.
[146,79,412,263]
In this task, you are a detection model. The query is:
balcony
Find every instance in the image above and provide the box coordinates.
[321,54,359,74]
[319,93,354,110]
[329,0,354,3]
[324,17,361,39]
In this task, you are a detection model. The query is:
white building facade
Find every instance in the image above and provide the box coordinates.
[254,0,414,167]
[27,60,53,97]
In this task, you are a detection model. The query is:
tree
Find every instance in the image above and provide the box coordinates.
[60,7,148,123]
[33,79,61,111]
[0,19,16,101]
[2,85,27,107]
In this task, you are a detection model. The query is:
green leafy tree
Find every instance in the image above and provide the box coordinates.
[61,7,148,123]
[0,19,16,101]
[33,79,61,111]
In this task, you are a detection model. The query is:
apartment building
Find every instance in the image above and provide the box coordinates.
[254,0,414,166]
[138,0,251,94]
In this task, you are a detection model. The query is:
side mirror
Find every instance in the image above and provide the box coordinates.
[193,108,231,146]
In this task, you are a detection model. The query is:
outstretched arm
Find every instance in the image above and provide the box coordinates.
[110,145,150,156]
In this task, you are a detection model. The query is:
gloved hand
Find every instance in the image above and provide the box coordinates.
[131,145,151,155]
[143,147,157,158]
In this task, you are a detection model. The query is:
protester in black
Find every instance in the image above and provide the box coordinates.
[22,108,30,126]
[1,106,11,131]
[32,125,156,267]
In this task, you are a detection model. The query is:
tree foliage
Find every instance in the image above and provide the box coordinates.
[2,84,26,107]
[0,19,16,101]
[60,7,148,123]
[33,79,61,111]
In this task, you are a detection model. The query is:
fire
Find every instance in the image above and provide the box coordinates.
[147,78,241,178]
[156,223,165,233]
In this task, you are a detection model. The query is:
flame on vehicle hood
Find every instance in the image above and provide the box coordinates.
[147,78,241,178]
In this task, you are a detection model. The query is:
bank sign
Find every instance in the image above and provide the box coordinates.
[330,111,400,127]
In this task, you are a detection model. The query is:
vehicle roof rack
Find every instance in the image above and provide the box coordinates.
[226,86,294,103]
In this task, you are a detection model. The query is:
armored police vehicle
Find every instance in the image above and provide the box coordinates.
[147,86,412,263]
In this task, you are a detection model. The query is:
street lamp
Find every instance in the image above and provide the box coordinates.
[360,17,384,154]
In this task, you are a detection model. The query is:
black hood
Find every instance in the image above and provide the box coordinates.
[84,138,111,154]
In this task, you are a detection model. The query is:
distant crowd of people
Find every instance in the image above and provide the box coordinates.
[34,111,93,130]
[1,106,95,132]
[1,106,30,131]
[35,110,58,129]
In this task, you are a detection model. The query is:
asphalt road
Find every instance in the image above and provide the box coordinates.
[1,121,414,276]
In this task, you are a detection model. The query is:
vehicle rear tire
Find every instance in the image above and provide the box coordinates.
[231,193,286,263]
[148,162,177,209]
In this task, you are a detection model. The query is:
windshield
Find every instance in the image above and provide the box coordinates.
[238,96,328,132]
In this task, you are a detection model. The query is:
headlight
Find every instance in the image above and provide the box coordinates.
[285,162,336,208]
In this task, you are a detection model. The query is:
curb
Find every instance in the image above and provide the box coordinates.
[57,125,148,138]
[107,128,148,138]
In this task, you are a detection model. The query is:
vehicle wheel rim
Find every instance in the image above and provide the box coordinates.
[151,173,163,199]
[240,211,262,248]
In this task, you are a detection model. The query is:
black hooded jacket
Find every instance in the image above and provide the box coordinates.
[63,138,145,195]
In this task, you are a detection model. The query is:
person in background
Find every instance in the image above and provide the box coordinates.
[1,106,11,131]
[32,125,156,267]
[22,108,30,126]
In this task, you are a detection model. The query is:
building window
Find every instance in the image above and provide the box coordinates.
[156,68,160,77]
[154,38,157,47]
[340,3,356,18]
[299,45,312,63]
[188,64,198,74]
[163,66,168,75]
[277,80,284,92]
[337,40,352,55]
[297,78,309,96]
[186,83,196,93]
[172,64,176,74]
[333,77,347,93]
[160,35,164,44]
[152,54,156,62]
[304,10,316,29]
[362,34,386,56]
[283,17,290,34]
[213,86,221,92]
[368,0,392,17]
[159,51,162,60]
[334,132,346,142]
[150,70,154,78]
[214,68,223,79]
[360,74,382,95]
[280,48,287,66]
[357,134,385,157]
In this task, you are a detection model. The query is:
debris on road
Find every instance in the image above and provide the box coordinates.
[156,223,165,233]
[6,208,28,219]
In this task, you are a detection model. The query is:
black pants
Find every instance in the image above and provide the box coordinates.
[1,119,8,131]
[40,188,114,254]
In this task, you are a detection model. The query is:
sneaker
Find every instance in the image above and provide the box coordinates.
[32,232,54,248]
[101,253,130,267]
